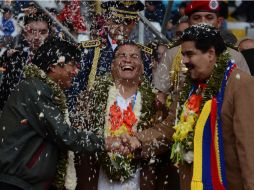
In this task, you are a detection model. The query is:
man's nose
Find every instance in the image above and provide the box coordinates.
[33,31,41,39]
[181,55,189,65]
[120,25,124,31]
[74,67,80,75]
[201,17,208,23]
[122,55,132,62]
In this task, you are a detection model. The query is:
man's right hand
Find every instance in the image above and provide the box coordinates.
[104,136,131,156]
[120,134,141,152]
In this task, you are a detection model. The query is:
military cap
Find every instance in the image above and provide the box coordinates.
[101,0,144,20]
[185,0,220,16]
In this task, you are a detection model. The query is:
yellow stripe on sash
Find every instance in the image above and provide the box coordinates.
[215,124,223,183]
[191,100,212,190]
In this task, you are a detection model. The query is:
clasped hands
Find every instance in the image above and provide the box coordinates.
[105,134,141,156]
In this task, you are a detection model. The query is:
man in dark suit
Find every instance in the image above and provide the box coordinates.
[67,0,153,109]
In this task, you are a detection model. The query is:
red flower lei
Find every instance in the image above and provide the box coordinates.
[109,101,137,134]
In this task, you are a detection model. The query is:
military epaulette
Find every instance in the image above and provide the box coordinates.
[167,40,181,49]
[136,43,153,55]
[225,42,238,51]
[80,39,101,49]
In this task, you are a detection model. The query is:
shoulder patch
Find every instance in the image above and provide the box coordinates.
[80,40,101,48]
[136,43,153,55]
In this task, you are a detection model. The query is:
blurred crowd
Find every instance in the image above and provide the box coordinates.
[0,0,89,52]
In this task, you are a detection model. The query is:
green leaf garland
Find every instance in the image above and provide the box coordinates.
[89,74,155,181]
[172,51,230,164]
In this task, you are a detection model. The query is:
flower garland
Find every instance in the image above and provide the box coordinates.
[104,85,141,137]
[101,85,141,181]
[109,102,137,134]
[86,74,155,181]
[23,64,76,190]
[170,51,231,165]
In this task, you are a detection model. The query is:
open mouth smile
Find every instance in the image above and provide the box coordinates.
[121,65,134,71]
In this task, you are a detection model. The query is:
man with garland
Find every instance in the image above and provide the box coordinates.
[72,41,162,190]
[153,0,250,105]
[148,3,252,183]
[67,0,153,109]
[0,37,105,190]
[135,24,254,190]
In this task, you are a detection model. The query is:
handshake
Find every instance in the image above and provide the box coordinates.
[105,134,141,156]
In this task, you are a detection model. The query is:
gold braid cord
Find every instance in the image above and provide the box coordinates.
[170,47,182,91]
[87,46,101,90]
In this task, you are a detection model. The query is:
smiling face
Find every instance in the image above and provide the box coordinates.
[181,41,216,81]
[48,61,79,89]
[107,19,137,41]
[112,44,143,83]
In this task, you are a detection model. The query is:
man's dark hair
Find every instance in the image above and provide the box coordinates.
[24,10,51,26]
[112,40,145,61]
[32,37,81,72]
[180,24,227,56]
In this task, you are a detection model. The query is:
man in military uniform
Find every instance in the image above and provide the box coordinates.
[67,0,153,109]
[153,0,250,104]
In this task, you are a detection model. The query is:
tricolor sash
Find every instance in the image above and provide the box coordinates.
[191,61,236,190]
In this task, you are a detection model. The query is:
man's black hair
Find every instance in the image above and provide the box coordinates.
[24,10,52,26]
[180,24,227,56]
[32,37,81,73]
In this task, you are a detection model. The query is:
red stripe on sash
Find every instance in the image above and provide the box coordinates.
[210,98,225,190]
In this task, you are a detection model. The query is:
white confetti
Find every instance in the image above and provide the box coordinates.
[236,73,241,80]
[37,90,41,96]
[39,112,44,118]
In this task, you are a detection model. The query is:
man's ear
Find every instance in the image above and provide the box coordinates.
[217,16,224,29]
[111,60,117,78]
[48,65,57,73]
[141,62,144,75]
[23,24,29,32]
[207,47,216,62]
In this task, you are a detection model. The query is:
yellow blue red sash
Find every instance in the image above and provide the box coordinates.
[191,61,236,190]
